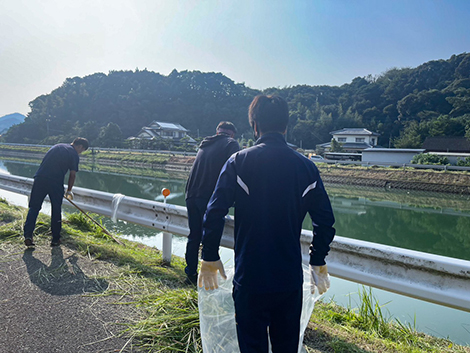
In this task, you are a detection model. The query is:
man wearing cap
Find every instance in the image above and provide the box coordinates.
[184,122,240,285]
[199,96,335,352]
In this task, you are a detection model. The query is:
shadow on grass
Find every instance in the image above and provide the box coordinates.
[65,235,190,288]
[303,324,374,353]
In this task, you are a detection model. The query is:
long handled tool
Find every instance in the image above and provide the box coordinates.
[64,197,124,245]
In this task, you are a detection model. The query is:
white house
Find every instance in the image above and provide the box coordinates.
[318,128,381,153]
[134,121,196,144]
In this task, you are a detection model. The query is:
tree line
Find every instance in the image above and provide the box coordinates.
[2,52,470,149]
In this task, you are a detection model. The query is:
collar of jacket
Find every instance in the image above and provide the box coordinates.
[255,132,287,145]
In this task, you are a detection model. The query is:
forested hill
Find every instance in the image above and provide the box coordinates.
[3,52,470,149]
[2,70,259,147]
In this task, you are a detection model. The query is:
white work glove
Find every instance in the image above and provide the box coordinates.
[310,264,330,295]
[198,259,227,290]
[65,191,74,201]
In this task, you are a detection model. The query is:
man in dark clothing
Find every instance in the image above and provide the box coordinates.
[24,137,89,247]
[184,122,240,285]
[198,96,335,353]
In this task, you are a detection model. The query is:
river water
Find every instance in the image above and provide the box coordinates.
[1,159,470,345]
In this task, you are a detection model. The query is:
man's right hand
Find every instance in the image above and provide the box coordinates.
[198,259,227,290]
[65,191,74,201]
[310,264,330,295]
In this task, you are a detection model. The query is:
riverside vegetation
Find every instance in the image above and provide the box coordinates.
[1,198,469,352]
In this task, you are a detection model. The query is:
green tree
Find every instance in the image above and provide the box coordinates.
[393,121,424,148]
[98,122,123,148]
[411,153,449,165]
[330,138,343,152]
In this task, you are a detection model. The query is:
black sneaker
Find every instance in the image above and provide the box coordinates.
[184,273,198,286]
[50,239,61,247]
[24,238,35,247]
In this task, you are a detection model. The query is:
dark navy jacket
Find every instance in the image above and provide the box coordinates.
[35,143,79,184]
[185,134,240,200]
[201,133,335,293]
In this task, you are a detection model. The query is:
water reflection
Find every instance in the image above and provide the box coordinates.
[328,194,470,261]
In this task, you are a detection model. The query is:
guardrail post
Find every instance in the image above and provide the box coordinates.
[161,188,172,264]
[162,232,172,263]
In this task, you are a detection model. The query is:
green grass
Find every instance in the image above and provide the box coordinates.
[83,149,171,164]
[308,289,469,353]
[0,198,469,352]
[78,163,175,179]
[0,144,49,154]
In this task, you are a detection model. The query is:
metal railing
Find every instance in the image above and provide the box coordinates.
[1,173,469,313]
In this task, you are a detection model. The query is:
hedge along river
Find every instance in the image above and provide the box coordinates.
[1,159,470,345]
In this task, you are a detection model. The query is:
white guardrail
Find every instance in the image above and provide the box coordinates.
[1,173,470,313]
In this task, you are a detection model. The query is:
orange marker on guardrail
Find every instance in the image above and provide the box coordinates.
[161,187,172,263]
[162,188,170,203]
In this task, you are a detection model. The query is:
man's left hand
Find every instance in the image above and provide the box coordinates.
[65,191,74,200]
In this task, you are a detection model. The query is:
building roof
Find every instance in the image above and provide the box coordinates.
[427,151,470,157]
[422,136,470,153]
[318,142,375,149]
[138,128,159,138]
[363,148,425,153]
[330,128,380,136]
[148,121,189,132]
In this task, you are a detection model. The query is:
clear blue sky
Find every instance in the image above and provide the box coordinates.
[1,0,470,117]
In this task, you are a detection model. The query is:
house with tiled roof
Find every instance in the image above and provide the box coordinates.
[133,121,196,144]
[317,128,381,153]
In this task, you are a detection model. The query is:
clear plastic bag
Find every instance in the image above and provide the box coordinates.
[198,265,320,353]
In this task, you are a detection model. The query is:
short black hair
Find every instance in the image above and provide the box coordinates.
[72,137,89,150]
[216,121,237,134]
[248,95,289,134]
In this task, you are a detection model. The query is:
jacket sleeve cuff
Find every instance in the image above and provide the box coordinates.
[201,248,220,262]
[309,252,327,266]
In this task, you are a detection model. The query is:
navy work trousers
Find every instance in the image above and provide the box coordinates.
[184,197,210,276]
[232,285,303,353]
[24,177,64,241]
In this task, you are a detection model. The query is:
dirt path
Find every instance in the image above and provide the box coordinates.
[0,241,140,353]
